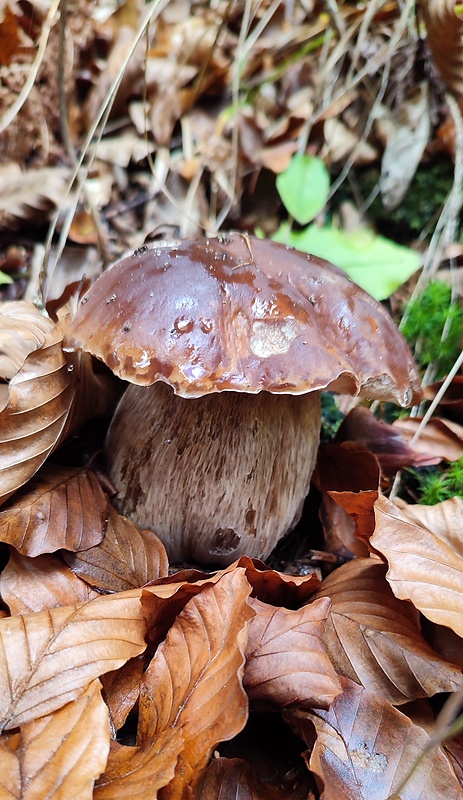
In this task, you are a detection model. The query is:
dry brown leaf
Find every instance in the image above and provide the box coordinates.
[0,300,53,380]
[392,416,463,462]
[0,294,120,506]
[0,591,146,731]
[0,464,109,556]
[100,657,146,733]
[313,557,463,705]
[288,676,463,800]
[244,597,341,710]
[0,550,99,614]
[423,0,463,99]
[63,505,168,591]
[9,679,110,800]
[0,735,20,799]
[335,407,442,473]
[197,755,314,800]
[139,568,254,798]
[0,164,71,230]
[370,495,463,637]
[94,731,184,800]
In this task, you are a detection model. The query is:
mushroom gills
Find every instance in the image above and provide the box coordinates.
[106,382,321,565]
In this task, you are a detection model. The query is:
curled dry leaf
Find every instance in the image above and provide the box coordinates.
[244,597,341,710]
[313,558,463,705]
[197,755,313,800]
[392,416,463,463]
[138,569,254,798]
[94,730,184,800]
[0,550,99,615]
[0,591,146,731]
[63,505,168,592]
[288,676,463,800]
[370,495,463,637]
[100,656,146,733]
[0,164,71,230]
[0,300,53,380]
[423,0,463,99]
[335,407,442,473]
[7,679,110,800]
[0,296,121,507]
[0,464,109,557]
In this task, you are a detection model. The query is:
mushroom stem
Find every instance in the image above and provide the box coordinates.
[106,382,321,565]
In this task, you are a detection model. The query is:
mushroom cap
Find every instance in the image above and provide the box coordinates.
[64,233,421,405]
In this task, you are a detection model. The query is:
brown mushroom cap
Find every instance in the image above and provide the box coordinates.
[64,233,422,405]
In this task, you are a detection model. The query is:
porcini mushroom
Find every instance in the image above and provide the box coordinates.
[64,234,421,565]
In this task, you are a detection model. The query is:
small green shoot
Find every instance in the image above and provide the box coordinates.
[274,153,422,300]
[276,154,330,225]
[401,281,463,378]
[0,271,13,285]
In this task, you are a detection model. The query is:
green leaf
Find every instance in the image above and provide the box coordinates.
[276,154,330,225]
[273,222,421,301]
[0,271,13,285]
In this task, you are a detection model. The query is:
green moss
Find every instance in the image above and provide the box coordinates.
[332,159,455,242]
[409,458,463,505]
[320,392,344,443]
[401,281,463,379]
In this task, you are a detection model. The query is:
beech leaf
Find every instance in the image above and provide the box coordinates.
[244,597,341,709]
[12,679,110,800]
[288,676,463,800]
[0,550,99,615]
[139,568,254,797]
[0,300,53,380]
[370,496,463,637]
[0,591,146,730]
[0,298,120,506]
[63,505,168,591]
[313,557,463,705]
[94,731,184,800]
[0,464,109,556]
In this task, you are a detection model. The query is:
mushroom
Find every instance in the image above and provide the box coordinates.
[64,234,421,565]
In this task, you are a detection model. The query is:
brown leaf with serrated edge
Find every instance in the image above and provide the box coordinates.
[0,464,109,556]
[313,557,463,705]
[101,657,146,733]
[141,557,320,649]
[370,495,463,637]
[94,731,184,800]
[63,505,168,591]
[139,569,254,798]
[0,300,53,380]
[197,755,314,800]
[423,0,463,99]
[244,597,341,710]
[0,591,146,731]
[0,550,98,614]
[392,416,463,462]
[7,679,110,800]
[287,676,463,800]
[0,292,121,507]
[0,735,19,799]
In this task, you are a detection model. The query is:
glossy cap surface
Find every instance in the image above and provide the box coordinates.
[64,234,422,404]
